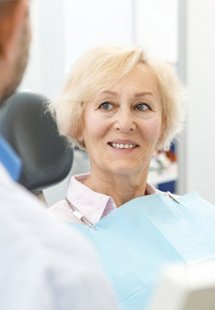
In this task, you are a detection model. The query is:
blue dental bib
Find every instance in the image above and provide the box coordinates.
[71,192,215,309]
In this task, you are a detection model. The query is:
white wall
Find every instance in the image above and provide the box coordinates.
[23,0,178,95]
[178,0,215,203]
[135,0,178,63]
[21,0,65,98]
[63,0,133,71]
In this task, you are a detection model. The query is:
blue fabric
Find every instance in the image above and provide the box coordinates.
[71,192,215,310]
[0,136,22,181]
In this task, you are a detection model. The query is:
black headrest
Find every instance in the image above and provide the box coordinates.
[0,91,73,192]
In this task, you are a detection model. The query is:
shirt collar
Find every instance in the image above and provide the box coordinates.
[66,173,157,224]
[0,136,22,181]
[67,173,116,224]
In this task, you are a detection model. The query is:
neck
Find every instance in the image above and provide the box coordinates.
[83,170,148,207]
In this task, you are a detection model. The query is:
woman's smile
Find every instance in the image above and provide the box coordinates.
[107,139,139,150]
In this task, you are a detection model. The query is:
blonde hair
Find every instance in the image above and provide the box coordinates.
[50,46,185,150]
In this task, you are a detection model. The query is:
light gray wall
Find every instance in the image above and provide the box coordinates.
[178,0,215,203]
[135,0,178,63]
[21,0,65,98]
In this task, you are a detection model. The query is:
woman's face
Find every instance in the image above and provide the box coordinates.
[81,63,163,178]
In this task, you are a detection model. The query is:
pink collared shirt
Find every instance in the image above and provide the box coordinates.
[49,172,157,225]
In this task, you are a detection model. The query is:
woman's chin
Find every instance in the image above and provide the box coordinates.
[107,164,143,177]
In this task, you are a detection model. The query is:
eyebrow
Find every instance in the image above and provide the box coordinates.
[134,92,154,98]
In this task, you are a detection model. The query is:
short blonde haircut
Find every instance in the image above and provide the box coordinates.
[50,46,185,150]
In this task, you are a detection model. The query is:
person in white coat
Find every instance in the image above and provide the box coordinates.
[0,1,117,309]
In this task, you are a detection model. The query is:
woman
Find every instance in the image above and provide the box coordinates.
[49,46,184,222]
[49,46,215,309]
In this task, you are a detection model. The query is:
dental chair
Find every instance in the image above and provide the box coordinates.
[0,91,73,203]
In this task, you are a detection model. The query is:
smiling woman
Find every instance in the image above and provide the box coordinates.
[48,46,215,309]
[49,45,184,214]
[80,63,163,204]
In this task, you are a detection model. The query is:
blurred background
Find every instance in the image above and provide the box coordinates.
[20,0,215,206]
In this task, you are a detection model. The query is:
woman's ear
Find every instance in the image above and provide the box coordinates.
[76,136,85,148]
[70,126,85,149]
[76,131,83,142]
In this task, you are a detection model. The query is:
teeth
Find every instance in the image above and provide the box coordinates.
[111,143,136,149]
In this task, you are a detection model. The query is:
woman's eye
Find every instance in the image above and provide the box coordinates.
[99,101,113,110]
[134,103,151,111]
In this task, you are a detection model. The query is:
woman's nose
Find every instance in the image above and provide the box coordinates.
[114,109,136,133]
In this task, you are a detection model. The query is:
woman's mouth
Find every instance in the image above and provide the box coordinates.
[108,142,138,149]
